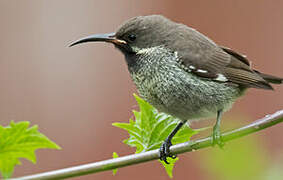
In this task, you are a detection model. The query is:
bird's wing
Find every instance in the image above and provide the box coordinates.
[171,27,272,89]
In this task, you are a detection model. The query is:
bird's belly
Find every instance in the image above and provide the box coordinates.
[132,70,241,121]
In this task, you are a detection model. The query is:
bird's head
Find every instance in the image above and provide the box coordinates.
[69,15,178,56]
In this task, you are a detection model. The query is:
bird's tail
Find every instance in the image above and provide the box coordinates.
[254,70,283,84]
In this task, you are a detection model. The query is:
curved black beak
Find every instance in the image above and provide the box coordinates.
[69,32,126,47]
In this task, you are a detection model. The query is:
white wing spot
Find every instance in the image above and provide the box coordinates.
[196,69,208,73]
[215,74,228,82]
[189,65,196,70]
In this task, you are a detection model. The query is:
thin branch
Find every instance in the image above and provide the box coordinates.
[15,110,283,180]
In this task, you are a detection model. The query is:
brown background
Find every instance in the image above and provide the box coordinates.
[0,0,283,179]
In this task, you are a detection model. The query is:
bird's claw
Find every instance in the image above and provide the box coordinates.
[211,125,225,148]
[159,138,177,164]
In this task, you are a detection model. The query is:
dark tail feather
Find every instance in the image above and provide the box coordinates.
[254,70,283,84]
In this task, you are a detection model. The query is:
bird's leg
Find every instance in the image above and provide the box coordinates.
[212,109,224,147]
[160,121,186,164]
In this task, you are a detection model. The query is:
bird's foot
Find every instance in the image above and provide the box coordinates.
[159,138,177,164]
[211,125,225,148]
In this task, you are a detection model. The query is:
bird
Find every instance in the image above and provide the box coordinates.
[70,15,283,164]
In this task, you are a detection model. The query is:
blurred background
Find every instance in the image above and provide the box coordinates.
[1,0,283,179]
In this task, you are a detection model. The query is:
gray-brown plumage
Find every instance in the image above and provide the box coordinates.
[115,15,282,90]
[70,15,283,164]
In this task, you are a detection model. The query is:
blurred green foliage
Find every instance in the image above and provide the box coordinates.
[199,117,283,180]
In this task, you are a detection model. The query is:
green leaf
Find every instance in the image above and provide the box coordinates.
[0,121,61,179]
[159,157,179,178]
[113,94,199,177]
[112,152,119,175]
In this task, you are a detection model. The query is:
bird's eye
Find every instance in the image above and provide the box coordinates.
[128,34,136,42]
